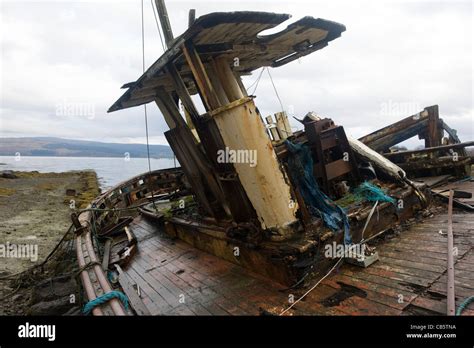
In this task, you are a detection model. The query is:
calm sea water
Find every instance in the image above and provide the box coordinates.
[0,156,177,189]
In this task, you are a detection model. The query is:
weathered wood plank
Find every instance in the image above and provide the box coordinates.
[115,265,151,315]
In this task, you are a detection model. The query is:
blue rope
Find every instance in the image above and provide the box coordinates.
[83,290,129,315]
[456,296,474,316]
[107,270,116,283]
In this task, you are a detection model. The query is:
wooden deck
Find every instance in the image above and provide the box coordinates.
[122,210,474,316]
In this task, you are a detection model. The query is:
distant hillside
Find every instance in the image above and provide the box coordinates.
[0,137,174,158]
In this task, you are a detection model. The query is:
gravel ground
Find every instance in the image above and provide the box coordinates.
[0,170,99,314]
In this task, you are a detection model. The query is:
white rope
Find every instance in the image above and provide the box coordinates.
[360,200,379,243]
[279,200,380,315]
[279,258,343,316]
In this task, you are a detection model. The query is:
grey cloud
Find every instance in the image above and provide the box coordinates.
[1,0,472,148]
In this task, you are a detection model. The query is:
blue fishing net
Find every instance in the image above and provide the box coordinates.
[354,181,396,204]
[285,140,352,245]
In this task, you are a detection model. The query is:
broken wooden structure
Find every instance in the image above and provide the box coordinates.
[359,105,473,179]
[102,9,430,286]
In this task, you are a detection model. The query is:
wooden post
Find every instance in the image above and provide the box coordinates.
[214,56,245,102]
[155,89,230,218]
[154,0,174,47]
[234,71,249,97]
[275,112,290,140]
[208,59,231,105]
[182,42,221,111]
[188,9,196,28]
[166,64,200,122]
[265,115,281,141]
[275,111,293,138]
[426,105,441,148]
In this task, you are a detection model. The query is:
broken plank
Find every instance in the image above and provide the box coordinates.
[115,265,151,316]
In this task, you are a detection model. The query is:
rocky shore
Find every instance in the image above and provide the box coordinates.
[0,170,100,315]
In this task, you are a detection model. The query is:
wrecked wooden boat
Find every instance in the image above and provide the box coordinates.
[71,6,473,316]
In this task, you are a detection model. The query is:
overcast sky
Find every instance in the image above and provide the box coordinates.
[0,0,472,148]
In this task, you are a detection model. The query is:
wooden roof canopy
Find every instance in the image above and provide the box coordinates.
[108,11,345,113]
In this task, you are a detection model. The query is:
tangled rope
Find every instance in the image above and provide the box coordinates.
[75,261,102,278]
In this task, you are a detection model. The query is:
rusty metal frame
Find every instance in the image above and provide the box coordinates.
[447,190,455,316]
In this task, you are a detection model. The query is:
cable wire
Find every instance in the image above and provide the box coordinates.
[141,0,157,210]
[266,67,285,112]
[246,67,264,93]
[150,0,166,51]
[249,67,265,95]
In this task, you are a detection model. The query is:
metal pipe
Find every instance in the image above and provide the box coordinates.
[447,189,455,316]
[75,234,103,316]
[84,230,126,316]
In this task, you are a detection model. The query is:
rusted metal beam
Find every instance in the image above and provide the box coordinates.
[447,189,455,316]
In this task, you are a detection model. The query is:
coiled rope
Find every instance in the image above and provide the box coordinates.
[456,296,474,316]
[83,290,129,315]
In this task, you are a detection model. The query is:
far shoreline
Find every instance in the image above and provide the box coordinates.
[0,157,178,190]
[0,155,174,160]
